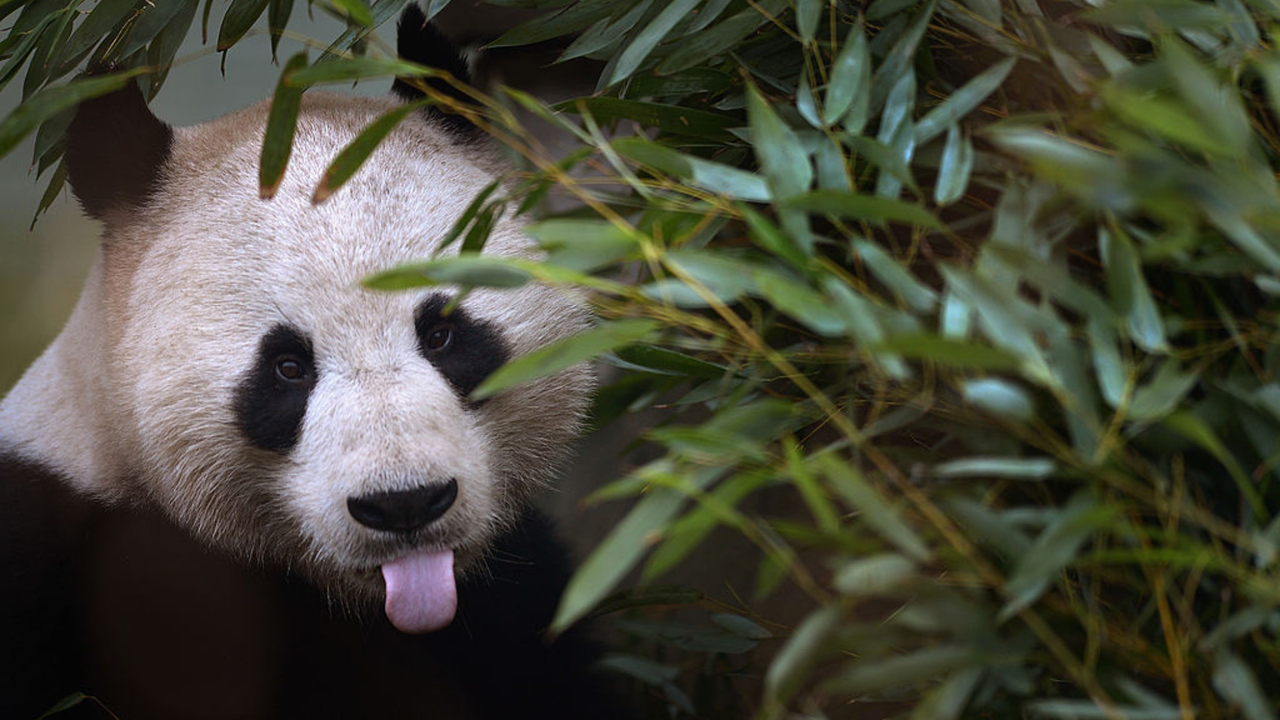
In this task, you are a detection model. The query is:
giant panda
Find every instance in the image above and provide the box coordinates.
[0,6,615,719]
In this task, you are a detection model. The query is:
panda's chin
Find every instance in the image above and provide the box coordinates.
[380,548,458,634]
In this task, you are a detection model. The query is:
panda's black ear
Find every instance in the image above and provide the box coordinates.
[64,79,173,220]
[392,4,480,137]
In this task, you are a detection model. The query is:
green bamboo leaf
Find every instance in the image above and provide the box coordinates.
[833,553,916,595]
[29,158,65,229]
[1162,36,1250,156]
[1100,226,1167,352]
[553,464,703,632]
[747,80,812,198]
[933,457,1056,479]
[1081,0,1234,31]
[604,0,698,87]
[614,344,728,379]
[436,179,502,254]
[217,0,270,51]
[488,0,616,48]
[319,0,405,59]
[36,692,88,719]
[1162,410,1264,520]
[287,57,435,86]
[645,471,767,579]
[739,204,808,268]
[784,439,840,533]
[796,71,822,128]
[912,669,983,720]
[1209,214,1280,274]
[0,69,146,158]
[313,99,430,202]
[267,0,293,61]
[873,334,1020,370]
[826,646,975,694]
[1085,318,1127,408]
[871,0,936,115]
[934,123,973,206]
[559,0,653,61]
[853,239,939,311]
[364,255,533,291]
[143,0,199,98]
[259,52,309,200]
[328,0,372,25]
[473,319,660,401]
[613,137,771,201]
[53,0,135,73]
[999,491,1113,621]
[1213,651,1277,720]
[914,56,1016,145]
[659,0,786,74]
[1128,361,1197,420]
[119,0,198,58]
[785,190,941,229]
[820,454,932,562]
[527,218,638,271]
[796,0,821,40]
[0,9,58,93]
[963,378,1033,421]
[751,268,848,336]
[460,202,500,255]
[764,606,842,704]
[940,265,1053,383]
[556,97,737,141]
[1101,83,1231,156]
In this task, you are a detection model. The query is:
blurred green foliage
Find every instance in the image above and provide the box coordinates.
[4,0,1280,717]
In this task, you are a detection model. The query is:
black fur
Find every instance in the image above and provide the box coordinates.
[0,451,620,720]
[415,293,509,401]
[64,79,173,220]
[392,4,482,137]
[233,325,317,453]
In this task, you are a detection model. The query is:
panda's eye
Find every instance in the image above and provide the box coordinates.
[275,355,310,382]
[423,325,453,352]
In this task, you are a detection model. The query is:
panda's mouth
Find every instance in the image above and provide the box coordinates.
[379,547,457,634]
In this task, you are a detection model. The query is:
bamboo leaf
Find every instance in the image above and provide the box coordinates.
[0,69,146,158]
[217,0,270,51]
[259,52,308,200]
[915,56,1016,145]
[934,123,973,206]
[785,190,941,229]
[1100,225,1167,352]
[765,606,842,704]
[820,454,932,562]
[747,80,812,198]
[313,99,430,202]
[1000,491,1113,621]
[556,97,738,141]
[473,319,660,401]
[604,0,699,87]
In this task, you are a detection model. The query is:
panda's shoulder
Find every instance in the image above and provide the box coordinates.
[0,451,96,718]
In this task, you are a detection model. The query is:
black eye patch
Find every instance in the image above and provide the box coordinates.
[234,325,317,453]
[415,294,509,401]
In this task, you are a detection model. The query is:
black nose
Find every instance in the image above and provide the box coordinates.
[347,479,458,533]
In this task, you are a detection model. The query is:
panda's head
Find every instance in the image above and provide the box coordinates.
[14,9,591,633]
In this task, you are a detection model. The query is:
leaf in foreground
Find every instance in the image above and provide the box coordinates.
[472,319,660,401]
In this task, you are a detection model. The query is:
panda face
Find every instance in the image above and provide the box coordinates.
[9,91,592,630]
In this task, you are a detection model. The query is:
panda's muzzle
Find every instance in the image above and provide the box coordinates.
[346,479,458,534]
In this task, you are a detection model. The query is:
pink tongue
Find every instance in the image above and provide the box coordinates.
[381,549,457,634]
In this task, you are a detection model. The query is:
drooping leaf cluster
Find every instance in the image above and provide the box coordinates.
[5,0,1280,717]
[404,1,1280,718]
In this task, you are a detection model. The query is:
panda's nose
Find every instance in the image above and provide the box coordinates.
[347,479,458,533]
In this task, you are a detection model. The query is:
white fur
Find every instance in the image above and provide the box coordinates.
[0,93,592,603]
